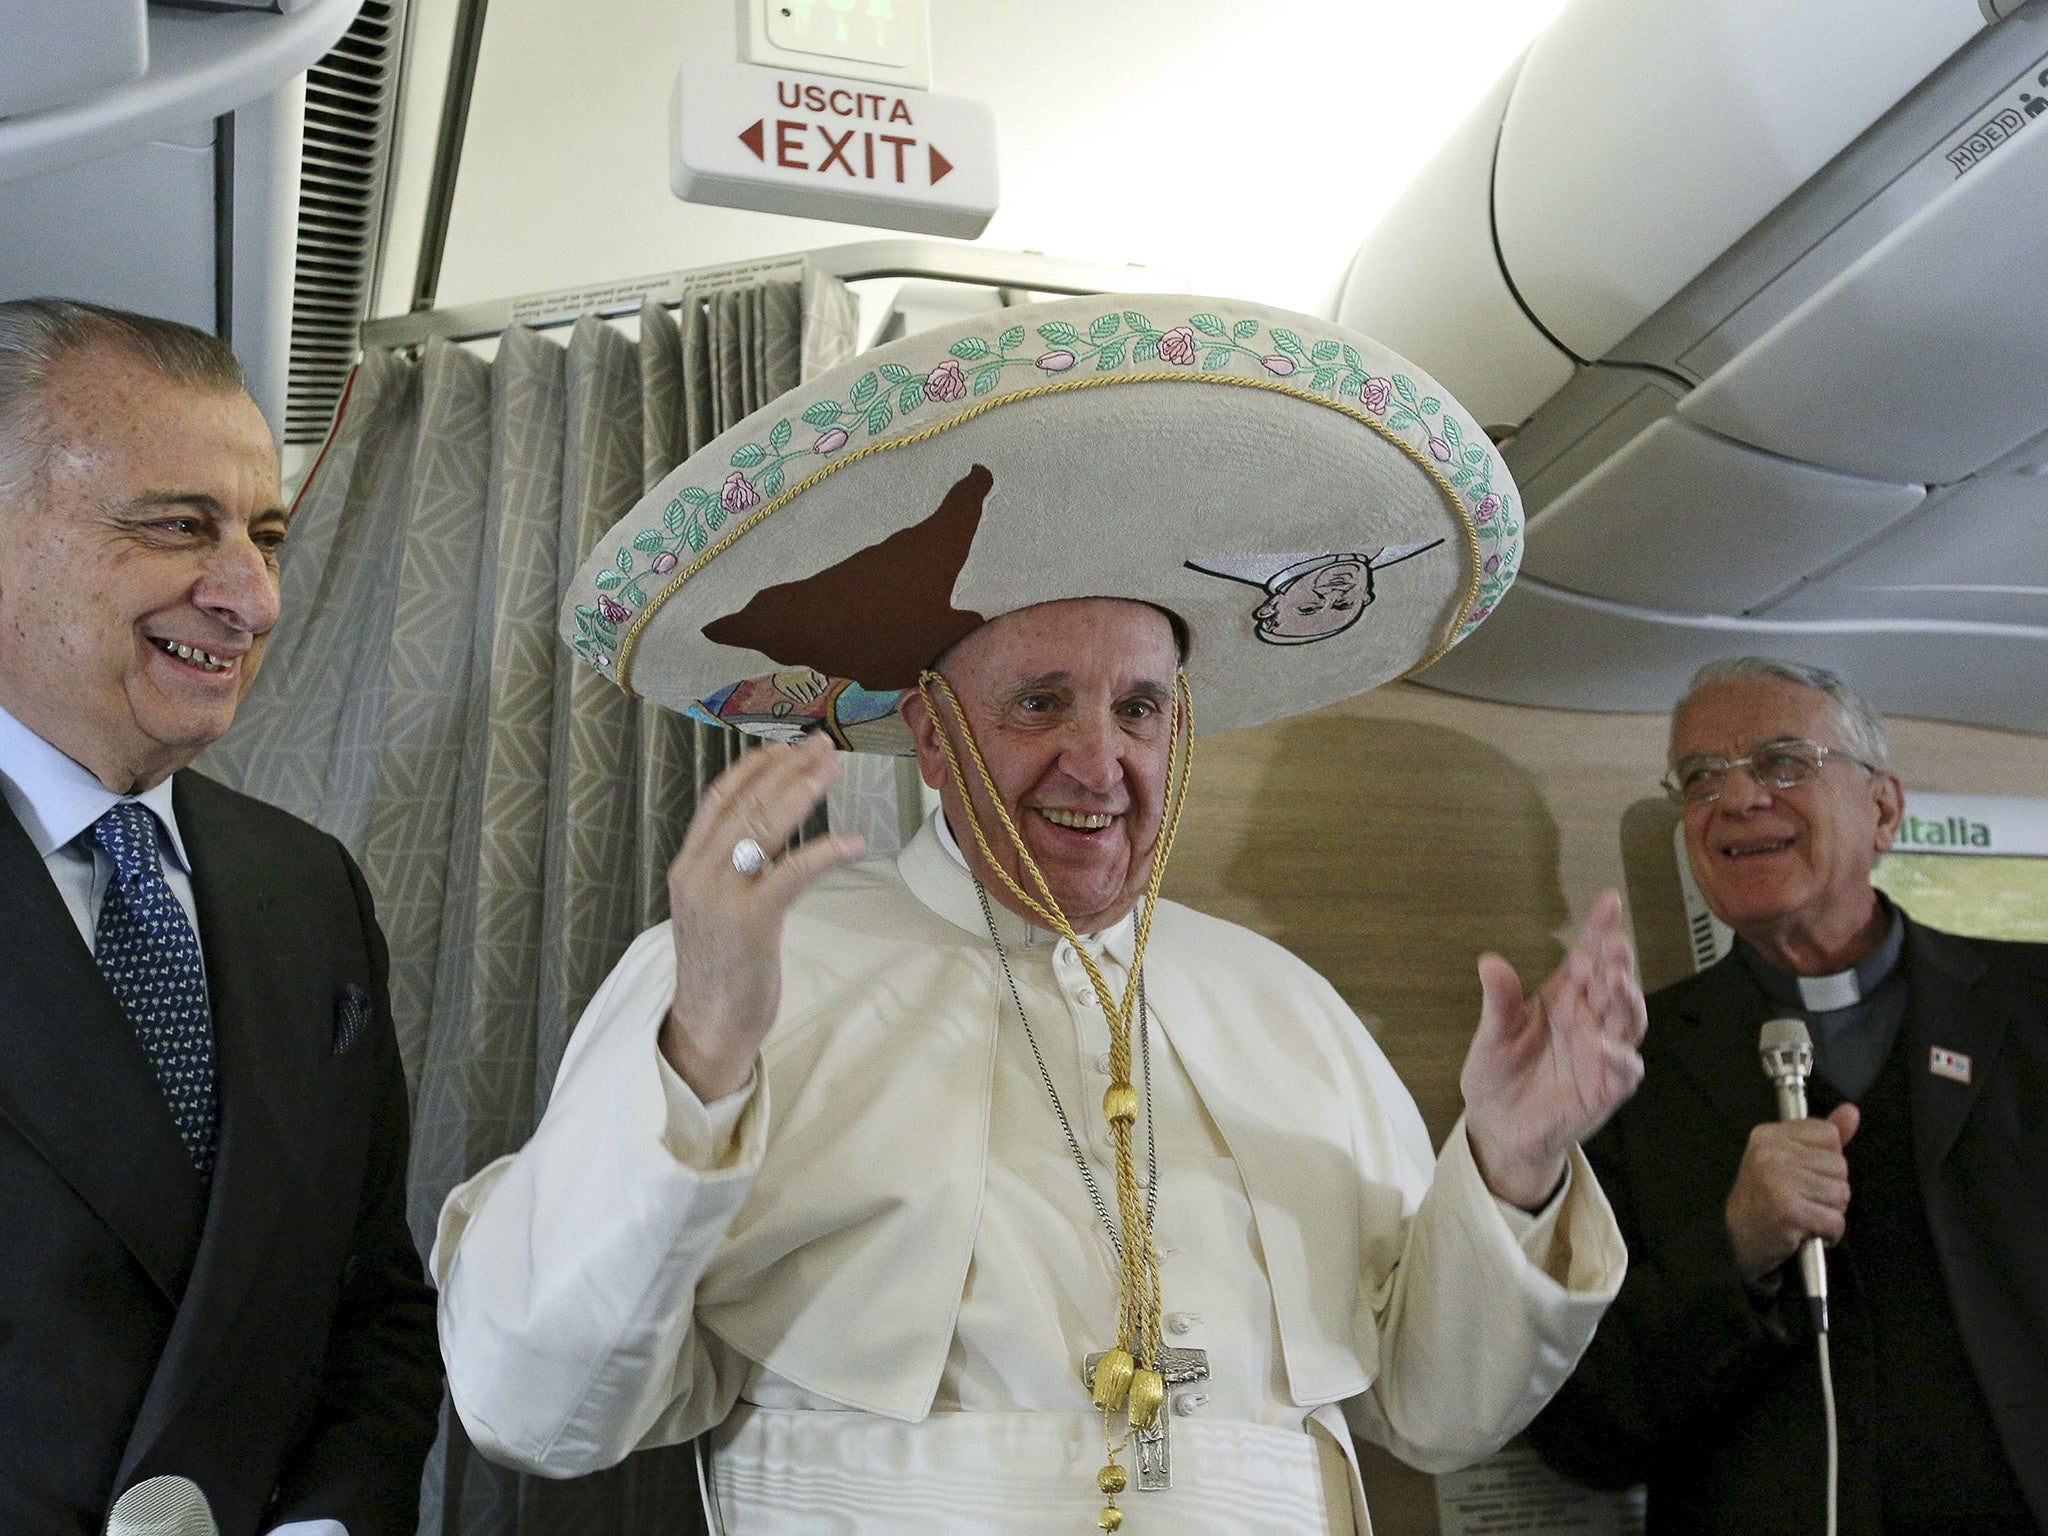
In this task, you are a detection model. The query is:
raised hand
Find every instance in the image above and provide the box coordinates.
[1725,1102,1859,1282]
[1460,890,1648,1207]
[661,731,866,1100]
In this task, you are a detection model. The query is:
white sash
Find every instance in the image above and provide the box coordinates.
[704,1405,1362,1535]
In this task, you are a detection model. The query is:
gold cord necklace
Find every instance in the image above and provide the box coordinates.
[918,668,1195,1532]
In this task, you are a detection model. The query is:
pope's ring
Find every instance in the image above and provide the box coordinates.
[730,837,768,878]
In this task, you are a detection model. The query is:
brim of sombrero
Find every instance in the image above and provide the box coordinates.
[561,295,1522,753]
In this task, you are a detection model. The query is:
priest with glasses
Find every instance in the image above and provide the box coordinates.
[1527,656,2048,1536]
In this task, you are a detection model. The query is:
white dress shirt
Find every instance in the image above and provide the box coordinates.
[0,702,201,950]
[0,703,344,1536]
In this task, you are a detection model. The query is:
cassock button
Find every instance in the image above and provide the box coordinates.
[1175,1393,1209,1417]
[1167,1312,1200,1335]
[1094,1053,1113,1075]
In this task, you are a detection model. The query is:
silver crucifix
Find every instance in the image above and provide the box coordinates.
[1082,1346,1211,1490]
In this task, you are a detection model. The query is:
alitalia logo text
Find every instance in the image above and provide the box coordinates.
[1898,814,1991,849]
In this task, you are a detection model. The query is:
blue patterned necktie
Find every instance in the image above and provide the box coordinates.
[90,802,219,1178]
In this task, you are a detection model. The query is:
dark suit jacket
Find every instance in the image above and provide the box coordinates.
[0,770,442,1536]
[1524,919,2048,1533]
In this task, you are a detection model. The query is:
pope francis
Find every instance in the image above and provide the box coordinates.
[432,294,1645,1535]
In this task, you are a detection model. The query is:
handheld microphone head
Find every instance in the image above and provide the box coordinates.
[1758,1016,1814,1089]
[106,1476,218,1536]
[1757,1016,1831,1333]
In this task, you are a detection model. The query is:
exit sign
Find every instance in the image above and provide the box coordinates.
[670,60,998,238]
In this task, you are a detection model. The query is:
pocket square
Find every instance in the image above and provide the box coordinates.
[334,983,373,1056]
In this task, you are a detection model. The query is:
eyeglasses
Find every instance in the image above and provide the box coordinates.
[1661,739,1874,806]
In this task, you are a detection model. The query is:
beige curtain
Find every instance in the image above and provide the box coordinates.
[200,272,862,1536]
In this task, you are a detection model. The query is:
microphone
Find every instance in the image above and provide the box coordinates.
[1758,1017,1831,1334]
[106,1475,218,1536]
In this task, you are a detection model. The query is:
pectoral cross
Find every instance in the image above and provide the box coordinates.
[1082,1346,1211,1490]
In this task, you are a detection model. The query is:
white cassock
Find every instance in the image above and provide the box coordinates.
[434,814,1625,1534]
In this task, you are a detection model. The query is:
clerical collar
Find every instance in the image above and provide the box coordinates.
[1738,899,1905,1011]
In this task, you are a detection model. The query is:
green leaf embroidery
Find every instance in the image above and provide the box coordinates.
[1123,310,1152,333]
[1441,416,1462,448]
[663,498,687,533]
[1393,375,1419,406]
[1202,347,1232,370]
[949,337,991,361]
[681,486,716,509]
[1311,340,1340,363]
[760,465,785,497]
[802,400,841,427]
[1420,395,1442,415]
[1096,340,1127,370]
[1135,337,1158,363]
[1389,406,1419,430]
[1310,366,1338,392]
[849,372,880,406]
[1449,467,1474,488]
[898,382,925,413]
[972,365,1001,396]
[615,548,633,574]
[595,569,623,591]
[1039,320,1081,347]
[1342,369,1367,396]
[768,418,792,450]
[1232,318,1259,341]
[879,362,914,384]
[1272,328,1307,359]
[1342,345,1362,370]
[866,401,891,435]
[999,325,1025,351]
[683,518,707,553]
[633,529,667,553]
[1464,445,1487,465]
[1191,312,1226,338]
[730,443,767,468]
[1089,313,1122,342]
[704,503,726,531]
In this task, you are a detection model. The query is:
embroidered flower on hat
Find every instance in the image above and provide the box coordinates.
[1156,325,1198,366]
[721,471,760,513]
[924,358,968,402]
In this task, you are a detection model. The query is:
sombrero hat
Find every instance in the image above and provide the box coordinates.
[561,294,1522,752]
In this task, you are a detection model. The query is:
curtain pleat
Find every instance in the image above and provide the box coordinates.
[633,300,710,927]
[537,316,646,1096]
[359,342,496,1087]
[206,276,871,1536]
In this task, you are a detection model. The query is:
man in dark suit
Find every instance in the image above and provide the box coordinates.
[1525,656,2045,1534]
[0,299,441,1536]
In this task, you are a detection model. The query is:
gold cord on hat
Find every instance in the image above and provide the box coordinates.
[917,667,1194,1531]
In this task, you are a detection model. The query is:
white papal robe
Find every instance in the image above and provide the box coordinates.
[434,814,1625,1534]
